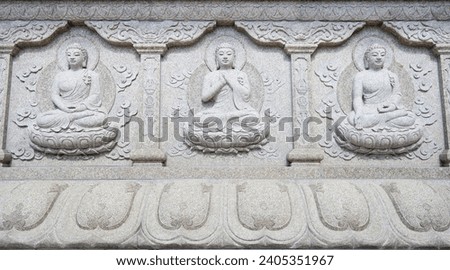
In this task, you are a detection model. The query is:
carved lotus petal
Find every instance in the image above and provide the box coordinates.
[310,182,369,231]
[382,182,450,232]
[236,182,291,231]
[158,183,212,230]
[0,183,67,231]
[76,182,141,230]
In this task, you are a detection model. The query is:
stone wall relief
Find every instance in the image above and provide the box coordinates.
[225,180,307,246]
[167,35,283,158]
[316,35,441,161]
[11,32,138,161]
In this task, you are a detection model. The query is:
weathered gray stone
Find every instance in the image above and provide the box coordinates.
[0,0,450,249]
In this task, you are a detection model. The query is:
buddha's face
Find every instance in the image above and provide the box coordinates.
[66,48,85,69]
[216,48,234,69]
[365,48,386,69]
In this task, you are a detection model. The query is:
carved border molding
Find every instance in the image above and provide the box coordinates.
[1,179,450,248]
[1,1,450,21]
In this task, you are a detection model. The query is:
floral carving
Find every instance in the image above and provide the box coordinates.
[111,64,138,92]
[105,141,131,160]
[157,183,212,230]
[85,21,215,45]
[384,21,450,46]
[236,182,292,231]
[235,21,364,46]
[0,21,67,44]
[310,182,370,231]
[16,65,43,92]
[382,182,450,232]
[0,183,67,231]
[76,183,141,230]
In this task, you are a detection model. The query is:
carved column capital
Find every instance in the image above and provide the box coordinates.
[433,44,450,55]
[134,44,168,56]
[0,45,16,55]
[284,44,317,55]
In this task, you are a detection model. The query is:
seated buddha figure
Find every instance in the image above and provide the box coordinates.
[336,43,423,153]
[185,42,268,153]
[36,43,106,132]
[30,43,116,155]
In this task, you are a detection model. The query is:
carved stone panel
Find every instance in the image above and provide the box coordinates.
[163,27,291,166]
[7,27,139,165]
[313,27,443,165]
[1,1,450,251]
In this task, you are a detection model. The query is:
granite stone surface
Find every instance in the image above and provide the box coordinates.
[0,0,450,248]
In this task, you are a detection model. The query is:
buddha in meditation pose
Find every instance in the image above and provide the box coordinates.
[36,43,107,132]
[347,43,416,130]
[336,43,422,154]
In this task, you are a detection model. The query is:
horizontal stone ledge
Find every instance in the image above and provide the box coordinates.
[0,1,450,21]
[0,166,449,180]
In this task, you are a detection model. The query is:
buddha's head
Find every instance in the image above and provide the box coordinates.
[215,43,235,70]
[66,43,88,69]
[363,43,386,70]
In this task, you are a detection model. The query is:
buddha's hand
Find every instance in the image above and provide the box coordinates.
[377,103,396,113]
[354,114,363,130]
[221,72,236,85]
[217,72,227,86]
[65,104,87,113]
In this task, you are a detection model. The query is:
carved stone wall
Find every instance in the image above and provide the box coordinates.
[1,0,450,248]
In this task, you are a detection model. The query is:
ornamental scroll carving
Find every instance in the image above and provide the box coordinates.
[85,21,216,46]
[383,21,450,46]
[0,21,67,45]
[235,21,365,47]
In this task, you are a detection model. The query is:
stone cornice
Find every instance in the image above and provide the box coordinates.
[0,1,450,21]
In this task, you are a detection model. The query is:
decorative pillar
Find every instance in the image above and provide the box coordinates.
[284,44,323,165]
[0,45,14,165]
[131,45,167,165]
[434,45,450,166]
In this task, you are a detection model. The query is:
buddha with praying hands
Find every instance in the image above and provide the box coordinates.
[336,43,423,154]
[184,42,268,154]
[29,42,117,155]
